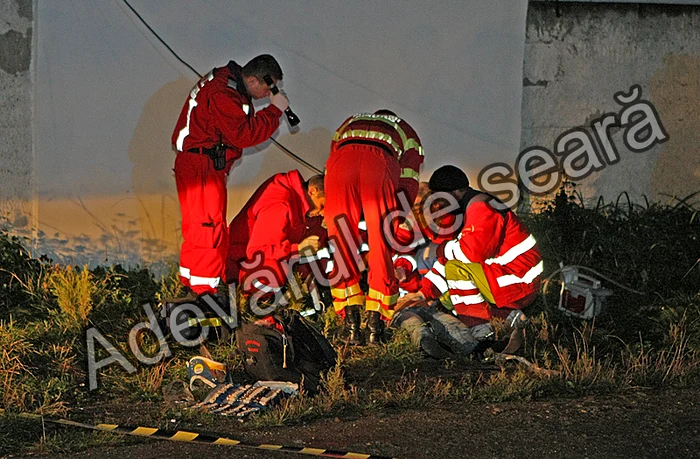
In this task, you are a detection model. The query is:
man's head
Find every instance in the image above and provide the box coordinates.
[305,175,326,217]
[428,165,471,200]
[242,54,283,99]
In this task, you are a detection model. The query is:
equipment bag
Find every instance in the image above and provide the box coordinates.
[235,309,336,392]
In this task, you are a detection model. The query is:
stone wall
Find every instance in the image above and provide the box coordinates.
[0,0,34,237]
[521,1,700,207]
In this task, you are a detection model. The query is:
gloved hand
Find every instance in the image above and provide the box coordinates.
[270,91,289,112]
[297,235,320,256]
[395,267,407,282]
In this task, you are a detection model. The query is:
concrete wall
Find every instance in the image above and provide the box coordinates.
[522,1,700,207]
[0,0,34,237]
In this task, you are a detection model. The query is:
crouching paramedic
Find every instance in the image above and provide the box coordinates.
[408,165,543,342]
[226,171,326,315]
[172,55,289,300]
[324,110,424,344]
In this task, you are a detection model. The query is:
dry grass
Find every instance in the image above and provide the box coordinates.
[48,265,97,330]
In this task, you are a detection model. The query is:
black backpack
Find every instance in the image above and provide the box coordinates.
[235,309,337,392]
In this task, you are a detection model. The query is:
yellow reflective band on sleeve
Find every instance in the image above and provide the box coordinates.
[335,129,402,157]
[404,138,424,156]
[400,168,420,181]
[345,114,423,158]
[170,431,199,442]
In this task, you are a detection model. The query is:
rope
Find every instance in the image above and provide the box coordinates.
[12,411,398,459]
[120,0,323,175]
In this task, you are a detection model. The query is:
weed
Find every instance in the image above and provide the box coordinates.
[47,265,98,331]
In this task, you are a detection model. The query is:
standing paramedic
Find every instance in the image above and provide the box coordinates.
[171,55,289,300]
[324,110,424,344]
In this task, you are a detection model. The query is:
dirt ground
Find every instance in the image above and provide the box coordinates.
[34,387,700,459]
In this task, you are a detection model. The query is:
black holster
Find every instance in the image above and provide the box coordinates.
[208,144,227,171]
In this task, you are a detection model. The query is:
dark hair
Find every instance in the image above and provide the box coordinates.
[306,174,325,193]
[374,109,398,117]
[242,54,283,81]
[428,165,470,192]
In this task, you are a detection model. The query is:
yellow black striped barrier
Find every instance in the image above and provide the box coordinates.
[14,412,399,459]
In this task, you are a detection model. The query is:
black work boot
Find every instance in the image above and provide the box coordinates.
[367,311,385,345]
[345,306,362,345]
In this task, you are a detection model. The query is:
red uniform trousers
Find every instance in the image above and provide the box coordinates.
[325,144,400,321]
[175,152,231,295]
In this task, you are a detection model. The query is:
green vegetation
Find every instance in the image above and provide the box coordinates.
[0,185,698,456]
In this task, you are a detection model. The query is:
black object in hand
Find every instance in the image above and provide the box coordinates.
[264,75,301,126]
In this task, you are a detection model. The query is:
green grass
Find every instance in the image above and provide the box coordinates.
[0,184,699,455]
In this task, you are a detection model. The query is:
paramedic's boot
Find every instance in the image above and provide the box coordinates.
[501,310,528,355]
[367,311,385,345]
[345,305,362,345]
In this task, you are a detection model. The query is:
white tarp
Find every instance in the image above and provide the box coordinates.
[35,0,527,269]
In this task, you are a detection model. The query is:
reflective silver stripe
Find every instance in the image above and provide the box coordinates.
[396,254,418,272]
[400,168,420,181]
[336,129,402,158]
[404,139,424,156]
[485,235,537,266]
[179,266,191,279]
[253,280,280,293]
[399,288,409,297]
[450,293,486,305]
[176,98,197,151]
[496,261,544,287]
[358,220,367,231]
[189,275,220,288]
[447,279,477,290]
[359,243,369,253]
[425,270,448,294]
[432,261,446,277]
[444,240,472,264]
[325,260,334,274]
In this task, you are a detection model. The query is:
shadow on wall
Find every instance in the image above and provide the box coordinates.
[128,76,197,264]
[650,54,700,205]
[227,127,333,216]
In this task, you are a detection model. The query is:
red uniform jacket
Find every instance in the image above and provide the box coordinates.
[226,170,310,283]
[331,112,424,205]
[423,194,543,306]
[172,61,282,165]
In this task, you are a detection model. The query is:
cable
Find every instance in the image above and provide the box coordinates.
[121,0,200,78]
[120,0,323,174]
